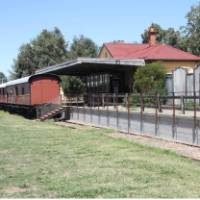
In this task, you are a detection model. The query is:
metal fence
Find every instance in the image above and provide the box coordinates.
[65,93,200,146]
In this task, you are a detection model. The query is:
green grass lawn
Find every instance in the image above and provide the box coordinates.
[1,111,200,198]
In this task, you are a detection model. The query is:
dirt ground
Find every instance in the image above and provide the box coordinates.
[109,132,200,161]
[4,187,26,194]
[55,121,91,130]
[59,121,200,161]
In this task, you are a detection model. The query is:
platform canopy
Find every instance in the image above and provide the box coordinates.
[36,58,145,76]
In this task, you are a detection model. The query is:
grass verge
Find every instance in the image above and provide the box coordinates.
[0,111,200,198]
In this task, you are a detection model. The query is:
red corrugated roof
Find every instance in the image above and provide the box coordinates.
[103,42,200,61]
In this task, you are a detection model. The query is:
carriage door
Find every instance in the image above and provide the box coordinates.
[111,75,120,94]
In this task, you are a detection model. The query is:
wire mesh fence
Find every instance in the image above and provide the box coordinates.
[65,92,200,146]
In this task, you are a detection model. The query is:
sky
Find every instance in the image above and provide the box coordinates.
[0,0,198,76]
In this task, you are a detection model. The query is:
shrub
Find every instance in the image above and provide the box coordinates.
[61,76,85,96]
[134,62,166,95]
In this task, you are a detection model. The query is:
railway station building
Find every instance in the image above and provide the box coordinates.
[36,58,145,94]
[36,26,200,94]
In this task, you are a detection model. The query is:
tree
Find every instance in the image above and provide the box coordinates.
[10,43,35,79]
[70,35,98,58]
[0,72,7,83]
[141,23,182,48]
[141,23,165,44]
[11,27,68,79]
[61,76,85,96]
[32,28,68,68]
[181,2,200,55]
[162,28,182,48]
[134,62,166,95]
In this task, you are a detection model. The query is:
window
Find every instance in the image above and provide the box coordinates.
[15,86,18,95]
[22,87,25,95]
[8,88,14,96]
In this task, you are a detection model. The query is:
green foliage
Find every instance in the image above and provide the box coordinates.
[141,23,183,49]
[127,94,141,107]
[181,2,200,56]
[61,76,85,96]
[141,5,200,56]
[11,27,69,79]
[141,23,164,44]
[10,44,36,79]
[11,30,98,79]
[31,28,68,68]
[184,100,200,110]
[134,62,166,95]
[125,94,161,108]
[162,28,182,48]
[0,72,7,83]
[70,35,98,58]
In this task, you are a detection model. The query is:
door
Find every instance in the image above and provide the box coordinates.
[111,79,120,94]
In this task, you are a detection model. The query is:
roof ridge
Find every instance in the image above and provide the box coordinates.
[102,43,114,57]
[104,42,148,46]
[104,43,150,57]
[125,44,160,57]
[103,42,200,60]
[163,44,200,58]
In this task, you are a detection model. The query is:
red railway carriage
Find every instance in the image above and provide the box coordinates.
[0,83,7,103]
[0,74,61,106]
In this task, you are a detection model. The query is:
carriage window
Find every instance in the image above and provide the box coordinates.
[22,87,25,95]
[15,86,18,95]
[8,88,14,96]
[25,84,29,94]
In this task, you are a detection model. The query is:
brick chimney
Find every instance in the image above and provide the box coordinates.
[148,25,157,46]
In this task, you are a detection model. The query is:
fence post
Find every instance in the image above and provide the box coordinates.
[113,93,115,108]
[83,94,86,122]
[155,95,159,136]
[125,93,128,107]
[76,96,79,120]
[127,93,130,134]
[158,94,162,113]
[116,93,119,129]
[142,94,145,112]
[181,95,185,114]
[172,92,177,140]
[71,102,73,120]
[193,92,197,144]
[140,93,144,133]
[102,93,105,108]
[98,94,100,125]
[193,71,197,144]
[90,94,93,123]
[106,94,110,127]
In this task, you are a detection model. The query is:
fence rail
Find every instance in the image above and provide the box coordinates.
[65,93,200,146]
